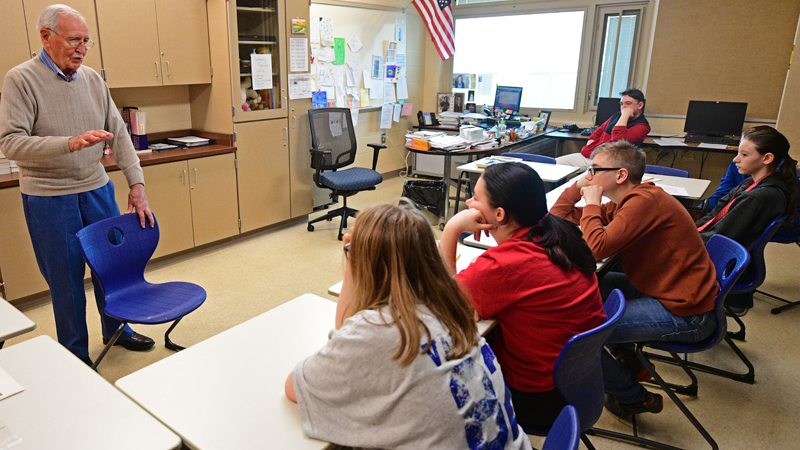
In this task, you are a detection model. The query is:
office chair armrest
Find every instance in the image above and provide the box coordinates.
[367,143,386,171]
[310,148,332,189]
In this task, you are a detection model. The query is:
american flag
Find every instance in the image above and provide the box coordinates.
[413,0,455,60]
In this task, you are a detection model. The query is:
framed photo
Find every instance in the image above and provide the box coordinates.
[466,103,476,113]
[467,90,475,102]
[538,110,552,130]
[453,73,470,89]
[453,93,465,113]
[437,93,452,114]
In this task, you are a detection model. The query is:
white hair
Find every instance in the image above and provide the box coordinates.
[37,4,85,31]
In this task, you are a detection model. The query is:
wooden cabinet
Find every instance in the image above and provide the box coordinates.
[21,0,104,74]
[235,120,291,232]
[228,0,288,121]
[1,1,32,79]
[0,187,48,301]
[95,0,211,88]
[189,154,240,245]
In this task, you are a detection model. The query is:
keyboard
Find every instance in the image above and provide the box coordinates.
[684,135,740,146]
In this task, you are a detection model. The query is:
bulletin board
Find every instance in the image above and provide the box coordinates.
[309,3,407,108]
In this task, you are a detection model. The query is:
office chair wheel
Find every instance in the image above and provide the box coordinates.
[439,223,445,231]
[338,233,343,241]
[307,224,314,232]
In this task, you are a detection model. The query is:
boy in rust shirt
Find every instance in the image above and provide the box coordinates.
[552,141,719,416]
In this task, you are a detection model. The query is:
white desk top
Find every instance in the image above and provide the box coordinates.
[116,294,335,450]
[546,172,711,209]
[457,159,580,183]
[0,335,180,450]
[0,298,35,342]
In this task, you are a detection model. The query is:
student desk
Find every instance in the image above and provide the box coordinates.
[0,335,180,450]
[456,158,580,182]
[115,294,336,450]
[0,298,35,347]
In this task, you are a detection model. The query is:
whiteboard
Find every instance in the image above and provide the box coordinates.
[309,4,406,108]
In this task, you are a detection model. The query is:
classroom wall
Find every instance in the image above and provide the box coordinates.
[110,86,193,134]
[777,16,800,160]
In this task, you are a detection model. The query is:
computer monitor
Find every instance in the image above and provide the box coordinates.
[684,101,748,136]
[492,86,523,116]
[596,97,621,127]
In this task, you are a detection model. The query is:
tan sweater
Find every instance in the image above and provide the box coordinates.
[551,183,719,317]
[0,57,143,196]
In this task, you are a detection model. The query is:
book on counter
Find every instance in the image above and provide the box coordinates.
[166,136,211,147]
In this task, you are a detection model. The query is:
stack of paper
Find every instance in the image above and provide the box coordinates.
[475,155,522,168]
[0,152,17,175]
[653,138,687,147]
[167,136,211,147]
[428,135,470,151]
[470,138,500,151]
[405,130,445,141]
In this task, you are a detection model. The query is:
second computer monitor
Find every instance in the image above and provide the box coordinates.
[596,97,621,127]
[493,86,523,116]
[684,101,748,136]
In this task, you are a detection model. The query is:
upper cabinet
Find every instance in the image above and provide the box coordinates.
[228,0,288,122]
[1,1,31,79]
[95,0,211,88]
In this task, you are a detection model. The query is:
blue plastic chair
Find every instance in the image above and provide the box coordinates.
[503,152,557,164]
[542,405,580,450]
[76,213,207,370]
[646,164,689,178]
[521,289,626,450]
[591,235,750,450]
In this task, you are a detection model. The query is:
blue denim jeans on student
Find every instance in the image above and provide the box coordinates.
[22,180,133,359]
[599,273,717,404]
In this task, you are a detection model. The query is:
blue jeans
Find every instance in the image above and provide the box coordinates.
[22,181,133,359]
[599,273,717,404]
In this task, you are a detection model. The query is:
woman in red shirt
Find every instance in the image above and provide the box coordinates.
[440,162,606,427]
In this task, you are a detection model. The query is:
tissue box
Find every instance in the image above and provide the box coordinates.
[459,126,484,141]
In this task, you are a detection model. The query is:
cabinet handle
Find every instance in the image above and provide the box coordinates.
[194,168,198,182]
[166,61,171,76]
[183,169,187,184]
[283,96,287,109]
[154,61,160,77]
[284,127,288,140]
[293,116,297,129]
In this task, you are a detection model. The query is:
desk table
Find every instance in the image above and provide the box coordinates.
[0,335,180,450]
[456,158,580,183]
[0,298,35,347]
[116,294,336,450]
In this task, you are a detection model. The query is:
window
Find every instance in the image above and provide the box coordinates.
[589,5,645,107]
[452,11,585,111]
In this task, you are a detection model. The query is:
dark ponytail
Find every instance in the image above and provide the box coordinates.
[482,163,597,275]
[742,126,798,221]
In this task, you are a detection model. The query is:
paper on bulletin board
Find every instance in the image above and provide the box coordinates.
[386,41,397,65]
[401,103,413,116]
[320,17,334,46]
[333,65,345,89]
[251,53,273,90]
[370,81,383,99]
[290,38,309,72]
[346,62,358,87]
[384,83,397,104]
[318,47,335,63]
[372,55,383,79]
[317,63,334,86]
[350,108,359,126]
[310,17,320,44]
[476,74,493,96]
[348,36,362,52]
[333,38,345,65]
[335,86,346,107]
[362,69,370,88]
[396,77,408,100]
[292,17,308,34]
[288,73,312,99]
[393,104,401,122]
[360,89,370,107]
[312,90,327,108]
[396,42,406,67]
[380,105,393,129]
[396,20,406,42]
[321,85,335,102]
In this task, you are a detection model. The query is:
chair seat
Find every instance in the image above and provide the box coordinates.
[318,167,383,191]
[105,281,207,325]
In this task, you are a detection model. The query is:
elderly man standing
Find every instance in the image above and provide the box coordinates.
[0,4,155,366]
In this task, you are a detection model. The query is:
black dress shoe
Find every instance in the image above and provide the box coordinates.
[103,331,155,351]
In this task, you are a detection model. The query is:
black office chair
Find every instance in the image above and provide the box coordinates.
[307,108,386,240]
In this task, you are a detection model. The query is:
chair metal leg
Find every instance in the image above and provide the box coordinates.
[645,336,755,385]
[756,288,800,314]
[93,322,127,370]
[590,345,719,450]
[642,351,699,397]
[165,318,185,351]
[725,305,746,341]
[580,433,597,450]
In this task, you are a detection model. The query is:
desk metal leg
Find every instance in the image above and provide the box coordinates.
[440,155,452,230]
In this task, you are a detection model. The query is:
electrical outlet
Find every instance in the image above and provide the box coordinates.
[381,133,386,144]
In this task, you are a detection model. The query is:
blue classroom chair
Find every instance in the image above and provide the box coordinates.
[542,405,580,450]
[503,152,557,165]
[646,164,689,178]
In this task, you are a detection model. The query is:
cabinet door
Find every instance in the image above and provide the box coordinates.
[235,119,291,232]
[141,161,195,258]
[155,0,211,85]
[95,0,162,88]
[23,0,103,74]
[189,153,240,246]
[1,1,31,79]
[288,100,313,217]
[0,187,49,301]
